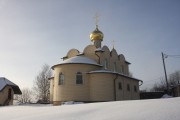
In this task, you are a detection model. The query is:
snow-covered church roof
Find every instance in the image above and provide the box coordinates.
[88,70,142,82]
[0,77,22,94]
[52,56,102,69]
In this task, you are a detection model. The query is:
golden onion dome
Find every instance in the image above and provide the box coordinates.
[90,26,104,41]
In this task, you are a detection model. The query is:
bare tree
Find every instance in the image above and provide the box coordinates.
[33,64,52,103]
[151,70,180,91]
[14,88,32,104]
[169,70,180,86]
[151,77,166,91]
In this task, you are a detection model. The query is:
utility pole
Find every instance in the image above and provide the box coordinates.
[161,52,169,92]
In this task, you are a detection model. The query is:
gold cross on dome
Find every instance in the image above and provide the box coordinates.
[112,40,116,49]
[94,13,100,27]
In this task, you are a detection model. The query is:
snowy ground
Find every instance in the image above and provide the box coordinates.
[0,97,180,120]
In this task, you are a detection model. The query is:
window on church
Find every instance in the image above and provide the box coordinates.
[134,85,137,92]
[127,84,130,91]
[59,73,64,85]
[76,72,83,84]
[118,82,122,90]
[104,59,108,69]
[113,62,117,72]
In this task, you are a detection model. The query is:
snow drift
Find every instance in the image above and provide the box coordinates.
[0,97,180,120]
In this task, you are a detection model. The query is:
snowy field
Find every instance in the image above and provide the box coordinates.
[0,97,180,120]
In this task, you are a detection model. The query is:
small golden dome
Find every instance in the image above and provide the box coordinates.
[90,26,104,41]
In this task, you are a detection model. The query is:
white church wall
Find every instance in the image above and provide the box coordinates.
[52,64,101,105]
[89,73,115,101]
[49,78,54,103]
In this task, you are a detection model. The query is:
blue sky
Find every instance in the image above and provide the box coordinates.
[0,0,180,90]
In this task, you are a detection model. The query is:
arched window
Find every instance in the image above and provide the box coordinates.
[104,59,108,69]
[76,72,83,84]
[113,62,117,72]
[59,73,64,85]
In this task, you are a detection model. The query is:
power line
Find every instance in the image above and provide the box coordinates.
[167,55,180,56]
[164,54,180,58]
[168,56,180,58]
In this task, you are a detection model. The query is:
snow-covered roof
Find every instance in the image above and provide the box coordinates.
[88,70,142,81]
[95,48,104,52]
[0,77,22,94]
[88,69,117,74]
[61,56,101,65]
[77,53,84,56]
[52,56,102,69]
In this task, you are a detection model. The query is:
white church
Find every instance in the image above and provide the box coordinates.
[49,20,143,105]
